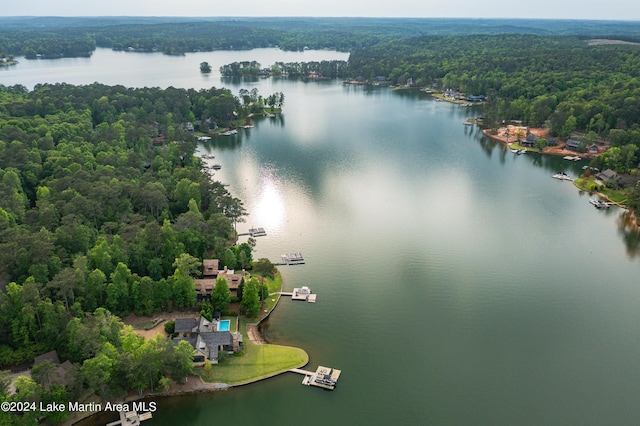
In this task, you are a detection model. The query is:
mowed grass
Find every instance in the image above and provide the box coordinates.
[198,340,308,385]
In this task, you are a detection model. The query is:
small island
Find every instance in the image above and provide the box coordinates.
[199,61,212,73]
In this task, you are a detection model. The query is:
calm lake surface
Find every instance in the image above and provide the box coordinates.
[5,49,640,426]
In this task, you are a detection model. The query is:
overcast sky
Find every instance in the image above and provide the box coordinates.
[2,0,639,21]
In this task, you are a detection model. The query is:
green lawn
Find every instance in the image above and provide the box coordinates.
[574,176,630,205]
[198,322,307,385]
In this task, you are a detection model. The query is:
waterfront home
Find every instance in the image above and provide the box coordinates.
[195,260,245,299]
[173,316,242,364]
[33,350,72,387]
[588,144,599,154]
[566,139,584,151]
[596,169,619,185]
[520,133,538,147]
[466,94,486,102]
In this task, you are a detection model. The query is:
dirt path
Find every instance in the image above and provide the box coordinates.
[246,324,266,344]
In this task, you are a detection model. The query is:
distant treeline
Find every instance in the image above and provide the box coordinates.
[3,17,640,58]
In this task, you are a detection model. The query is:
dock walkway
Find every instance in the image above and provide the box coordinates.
[289,366,341,390]
[278,287,316,303]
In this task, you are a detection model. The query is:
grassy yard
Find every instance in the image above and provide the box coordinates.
[574,176,630,205]
[198,318,307,385]
[256,271,283,318]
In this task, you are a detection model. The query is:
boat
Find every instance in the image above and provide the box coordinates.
[517,149,526,154]
[211,164,222,170]
[510,149,519,153]
[552,172,573,181]
[219,129,238,136]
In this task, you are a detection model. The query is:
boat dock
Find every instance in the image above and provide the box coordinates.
[289,366,341,390]
[238,227,267,237]
[277,252,304,265]
[279,286,316,303]
[590,199,614,209]
[563,155,581,161]
[106,409,152,426]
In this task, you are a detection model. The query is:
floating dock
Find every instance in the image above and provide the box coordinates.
[238,227,267,237]
[289,366,341,390]
[248,227,266,237]
[563,155,581,161]
[590,199,613,209]
[281,252,304,265]
[279,286,316,302]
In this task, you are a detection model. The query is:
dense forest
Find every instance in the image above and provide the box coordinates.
[349,35,640,139]
[0,83,253,423]
[3,17,640,58]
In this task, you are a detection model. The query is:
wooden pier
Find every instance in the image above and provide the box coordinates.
[106,409,152,426]
[289,366,341,390]
[238,227,267,237]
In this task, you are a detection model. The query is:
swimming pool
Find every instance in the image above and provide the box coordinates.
[218,319,230,332]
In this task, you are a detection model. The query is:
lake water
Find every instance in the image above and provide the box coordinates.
[5,49,640,426]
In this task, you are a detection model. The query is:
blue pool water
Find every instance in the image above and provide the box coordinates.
[218,320,230,332]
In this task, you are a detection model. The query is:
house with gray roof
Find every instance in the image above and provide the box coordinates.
[596,169,619,185]
[172,316,242,364]
[566,139,584,152]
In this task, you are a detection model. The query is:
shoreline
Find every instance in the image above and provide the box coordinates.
[481,128,595,159]
[482,128,639,223]
[69,270,308,426]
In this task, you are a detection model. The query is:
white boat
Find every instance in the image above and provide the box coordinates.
[517,149,526,154]
[552,172,573,181]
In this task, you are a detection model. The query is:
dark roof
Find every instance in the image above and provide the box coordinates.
[174,318,197,333]
[200,331,233,347]
[34,350,60,365]
[566,139,583,148]
[597,169,618,180]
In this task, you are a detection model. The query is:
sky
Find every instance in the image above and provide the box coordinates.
[1,0,639,21]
